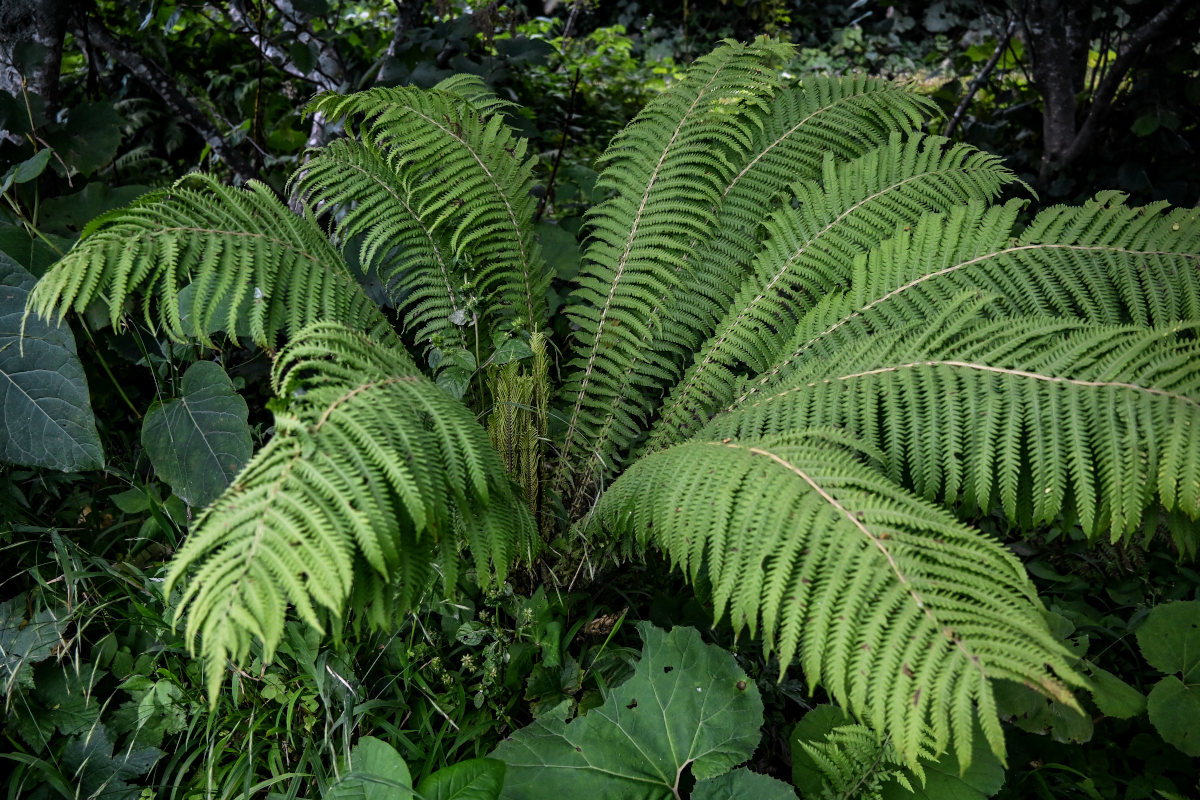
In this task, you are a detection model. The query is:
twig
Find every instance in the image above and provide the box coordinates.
[945,18,1016,139]
[535,67,582,222]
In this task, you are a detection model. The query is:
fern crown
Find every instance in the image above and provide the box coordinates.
[27,38,1200,770]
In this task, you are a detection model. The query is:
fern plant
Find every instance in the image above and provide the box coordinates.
[26,37,1200,773]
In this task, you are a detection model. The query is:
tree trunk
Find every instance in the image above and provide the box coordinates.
[0,0,68,124]
[1024,0,1090,183]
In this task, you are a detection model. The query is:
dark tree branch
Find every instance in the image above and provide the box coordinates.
[945,18,1016,139]
[1062,0,1187,166]
[72,17,256,183]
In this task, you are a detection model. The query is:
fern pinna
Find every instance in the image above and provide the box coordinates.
[27,37,1200,771]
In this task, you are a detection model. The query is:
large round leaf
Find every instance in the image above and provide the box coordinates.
[491,623,764,799]
[325,736,413,800]
[0,253,102,471]
[1137,601,1200,682]
[141,360,252,507]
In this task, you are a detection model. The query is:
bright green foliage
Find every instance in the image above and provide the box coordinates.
[647,133,1017,450]
[491,623,769,798]
[300,75,549,346]
[164,322,536,700]
[741,195,1200,402]
[560,75,938,493]
[703,314,1200,542]
[557,37,793,495]
[21,36,1200,778]
[594,433,1080,766]
[26,174,387,349]
[790,705,1005,800]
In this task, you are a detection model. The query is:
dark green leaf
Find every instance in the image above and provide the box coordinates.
[1137,601,1200,681]
[1084,662,1146,719]
[0,596,66,692]
[141,360,252,507]
[0,252,103,470]
[1147,676,1200,757]
[693,768,798,799]
[325,736,414,799]
[492,623,763,799]
[415,758,505,800]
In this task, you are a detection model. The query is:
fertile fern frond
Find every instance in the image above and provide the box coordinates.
[165,322,536,699]
[290,137,471,354]
[555,37,793,497]
[705,314,1200,541]
[647,134,1017,449]
[27,174,385,349]
[564,76,939,501]
[738,195,1200,404]
[593,431,1082,767]
[303,79,549,336]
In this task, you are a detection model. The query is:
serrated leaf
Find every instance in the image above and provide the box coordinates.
[325,736,414,799]
[1137,601,1200,682]
[0,596,66,693]
[0,252,103,471]
[141,360,252,508]
[1147,676,1200,757]
[415,758,505,800]
[491,623,763,799]
[62,723,162,800]
[693,768,798,799]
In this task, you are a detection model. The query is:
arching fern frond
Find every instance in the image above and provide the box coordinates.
[738,195,1200,405]
[647,134,1017,449]
[27,174,386,349]
[290,137,471,354]
[706,316,1200,541]
[564,76,939,502]
[303,80,549,336]
[165,322,536,699]
[555,37,793,498]
[593,432,1082,768]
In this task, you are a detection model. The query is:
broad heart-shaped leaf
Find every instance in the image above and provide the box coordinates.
[141,360,252,508]
[1139,600,1200,757]
[325,736,413,799]
[1136,601,1200,682]
[1147,676,1200,757]
[0,252,102,471]
[491,623,764,799]
[692,768,798,799]
[415,758,505,800]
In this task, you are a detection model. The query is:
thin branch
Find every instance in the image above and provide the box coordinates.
[71,18,255,182]
[945,18,1016,139]
[1062,0,1187,166]
[535,67,581,222]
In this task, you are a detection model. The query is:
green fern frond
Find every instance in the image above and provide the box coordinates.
[562,76,939,502]
[290,137,471,354]
[647,134,1017,449]
[27,174,385,349]
[593,431,1082,767]
[165,322,535,700]
[555,37,793,498]
[798,725,916,800]
[706,315,1200,540]
[739,195,1200,404]
[303,80,549,336]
